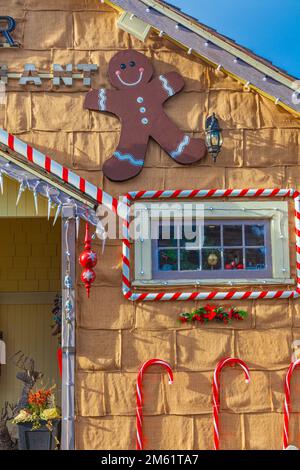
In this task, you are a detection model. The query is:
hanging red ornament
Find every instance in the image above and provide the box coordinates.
[79,247,97,269]
[80,268,96,296]
[79,222,97,297]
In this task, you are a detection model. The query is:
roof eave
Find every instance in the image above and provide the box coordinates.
[0,129,127,222]
[105,0,300,117]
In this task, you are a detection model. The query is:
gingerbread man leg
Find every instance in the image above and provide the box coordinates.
[151,113,206,165]
[103,124,149,182]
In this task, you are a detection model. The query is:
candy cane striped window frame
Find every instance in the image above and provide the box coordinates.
[122,189,300,301]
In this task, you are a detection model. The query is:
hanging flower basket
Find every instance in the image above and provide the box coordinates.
[179,304,248,325]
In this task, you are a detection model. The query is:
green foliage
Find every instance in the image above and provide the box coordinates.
[179,304,248,325]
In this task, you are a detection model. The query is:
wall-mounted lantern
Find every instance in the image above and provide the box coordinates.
[205,113,223,163]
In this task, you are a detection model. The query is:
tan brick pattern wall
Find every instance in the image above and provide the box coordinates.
[1,0,300,450]
[0,217,60,292]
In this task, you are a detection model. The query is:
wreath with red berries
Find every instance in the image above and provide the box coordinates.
[179,304,248,325]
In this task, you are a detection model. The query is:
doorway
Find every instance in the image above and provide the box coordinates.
[0,178,61,442]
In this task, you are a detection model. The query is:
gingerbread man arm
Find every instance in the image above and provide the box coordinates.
[149,71,185,102]
[83,88,118,114]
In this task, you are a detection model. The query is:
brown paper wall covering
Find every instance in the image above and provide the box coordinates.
[1,0,300,450]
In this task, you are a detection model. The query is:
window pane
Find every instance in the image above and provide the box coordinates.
[158,224,177,247]
[223,225,242,246]
[202,249,222,270]
[224,248,244,270]
[180,224,199,248]
[180,250,200,271]
[152,217,271,280]
[158,249,178,271]
[245,224,265,246]
[245,248,266,270]
[203,224,221,246]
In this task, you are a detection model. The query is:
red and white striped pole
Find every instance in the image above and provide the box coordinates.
[136,358,173,450]
[283,359,300,449]
[212,357,250,450]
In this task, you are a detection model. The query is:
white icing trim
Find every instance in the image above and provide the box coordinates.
[117,70,144,86]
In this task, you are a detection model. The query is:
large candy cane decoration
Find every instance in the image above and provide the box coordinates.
[283,359,300,449]
[213,357,251,450]
[136,358,174,450]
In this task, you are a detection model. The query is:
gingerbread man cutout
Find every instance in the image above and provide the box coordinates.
[84,50,206,182]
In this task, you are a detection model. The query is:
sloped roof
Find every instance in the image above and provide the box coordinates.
[156,0,297,80]
[104,0,300,116]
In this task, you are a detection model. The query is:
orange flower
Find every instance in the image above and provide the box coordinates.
[28,388,53,407]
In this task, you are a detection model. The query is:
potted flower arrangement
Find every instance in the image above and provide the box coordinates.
[12,387,61,450]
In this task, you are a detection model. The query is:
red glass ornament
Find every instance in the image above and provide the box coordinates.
[79,246,97,269]
[80,268,96,297]
[79,222,97,297]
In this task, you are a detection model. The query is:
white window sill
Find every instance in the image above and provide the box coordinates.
[132,278,295,287]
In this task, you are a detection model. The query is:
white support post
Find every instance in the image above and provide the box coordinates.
[61,205,76,450]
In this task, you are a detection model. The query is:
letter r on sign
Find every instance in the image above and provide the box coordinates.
[0,16,17,46]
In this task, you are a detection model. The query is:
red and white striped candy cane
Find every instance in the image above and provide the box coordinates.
[283,359,300,449]
[212,357,250,450]
[136,358,173,450]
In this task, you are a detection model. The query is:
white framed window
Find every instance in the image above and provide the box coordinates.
[133,201,292,286]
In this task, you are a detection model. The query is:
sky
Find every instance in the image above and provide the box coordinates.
[170,0,300,78]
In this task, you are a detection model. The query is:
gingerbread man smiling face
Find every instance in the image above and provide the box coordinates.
[84,50,206,182]
[108,50,153,90]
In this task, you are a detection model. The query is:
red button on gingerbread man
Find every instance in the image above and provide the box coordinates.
[84,50,206,182]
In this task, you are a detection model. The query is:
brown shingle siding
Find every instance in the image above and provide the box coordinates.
[1,0,299,449]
